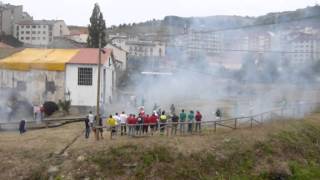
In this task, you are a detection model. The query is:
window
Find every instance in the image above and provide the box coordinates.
[32,25,36,28]
[21,25,24,28]
[78,67,93,86]
[38,31,41,34]
[26,31,30,34]
[20,37,24,40]
[32,31,36,34]
[21,31,24,34]
[43,37,46,40]
[43,31,46,34]
[32,37,36,40]
[17,81,26,91]
[26,25,30,28]
[26,37,30,40]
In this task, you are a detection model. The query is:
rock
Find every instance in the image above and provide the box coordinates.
[48,165,59,174]
[77,155,85,162]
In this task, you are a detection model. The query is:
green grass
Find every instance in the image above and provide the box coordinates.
[84,119,320,179]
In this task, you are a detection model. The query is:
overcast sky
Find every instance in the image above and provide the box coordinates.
[7,0,319,26]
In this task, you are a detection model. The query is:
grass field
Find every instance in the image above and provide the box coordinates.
[1,113,320,179]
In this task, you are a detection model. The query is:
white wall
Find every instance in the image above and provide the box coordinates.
[106,44,127,71]
[0,69,65,105]
[53,20,70,37]
[65,62,115,107]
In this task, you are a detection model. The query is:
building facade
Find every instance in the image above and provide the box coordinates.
[13,20,70,46]
[0,3,32,35]
[0,48,116,108]
[288,33,320,65]
[110,34,166,57]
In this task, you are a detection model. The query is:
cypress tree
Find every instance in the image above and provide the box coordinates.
[87,3,107,48]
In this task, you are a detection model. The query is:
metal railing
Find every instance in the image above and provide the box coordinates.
[95,102,320,137]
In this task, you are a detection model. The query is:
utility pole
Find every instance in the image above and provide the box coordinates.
[95,33,102,140]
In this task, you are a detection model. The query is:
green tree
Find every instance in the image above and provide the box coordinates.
[87,3,107,48]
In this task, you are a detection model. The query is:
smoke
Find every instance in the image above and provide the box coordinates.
[115,17,320,121]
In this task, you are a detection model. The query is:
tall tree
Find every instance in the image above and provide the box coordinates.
[87,3,107,48]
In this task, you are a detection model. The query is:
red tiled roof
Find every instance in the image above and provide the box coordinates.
[0,42,13,48]
[68,48,112,65]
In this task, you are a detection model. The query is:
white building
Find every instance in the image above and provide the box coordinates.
[185,30,224,57]
[13,20,70,46]
[110,34,166,57]
[0,2,32,35]
[66,48,116,107]
[288,32,320,65]
[0,48,116,108]
[106,43,128,71]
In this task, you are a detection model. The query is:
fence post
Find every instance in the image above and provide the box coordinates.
[250,117,253,129]
[234,118,237,129]
[214,121,217,132]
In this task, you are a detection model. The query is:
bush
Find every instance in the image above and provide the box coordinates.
[43,101,59,116]
[58,99,71,115]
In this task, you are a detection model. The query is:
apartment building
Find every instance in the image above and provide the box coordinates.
[13,20,70,46]
[185,30,224,57]
[0,2,32,35]
[110,34,166,57]
[288,32,319,65]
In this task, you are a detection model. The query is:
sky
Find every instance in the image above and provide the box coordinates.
[7,0,319,26]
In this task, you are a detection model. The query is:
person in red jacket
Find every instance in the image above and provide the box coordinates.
[149,112,158,135]
[143,114,149,134]
[127,114,134,136]
[195,111,202,133]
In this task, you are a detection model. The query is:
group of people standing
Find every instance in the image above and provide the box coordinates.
[84,107,203,140]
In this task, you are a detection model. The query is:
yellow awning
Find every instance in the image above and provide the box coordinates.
[0,48,79,71]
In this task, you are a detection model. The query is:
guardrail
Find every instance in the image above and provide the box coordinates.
[93,102,320,137]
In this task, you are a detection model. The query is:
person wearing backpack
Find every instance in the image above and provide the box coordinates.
[195,111,202,133]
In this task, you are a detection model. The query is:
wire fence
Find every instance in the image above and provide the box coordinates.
[93,102,320,137]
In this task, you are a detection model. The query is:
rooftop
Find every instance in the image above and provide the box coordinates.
[68,48,112,65]
[16,20,64,26]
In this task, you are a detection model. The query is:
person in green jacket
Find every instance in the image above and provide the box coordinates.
[187,110,194,133]
[179,109,187,134]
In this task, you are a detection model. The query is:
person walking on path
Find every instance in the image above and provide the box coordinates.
[171,113,179,136]
[88,111,94,129]
[19,120,26,134]
[84,116,90,139]
[195,111,202,133]
[107,115,117,139]
[188,110,195,134]
[120,111,128,136]
[179,109,187,135]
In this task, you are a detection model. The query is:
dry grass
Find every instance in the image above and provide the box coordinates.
[1,113,320,179]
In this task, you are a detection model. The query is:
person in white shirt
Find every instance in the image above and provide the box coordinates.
[88,111,94,129]
[119,111,128,136]
[113,113,121,134]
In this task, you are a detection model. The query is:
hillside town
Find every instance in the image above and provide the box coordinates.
[3,0,320,179]
[0,2,320,122]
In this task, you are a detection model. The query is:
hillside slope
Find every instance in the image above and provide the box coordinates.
[1,114,320,179]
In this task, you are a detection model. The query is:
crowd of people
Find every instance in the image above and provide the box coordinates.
[84,106,210,140]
